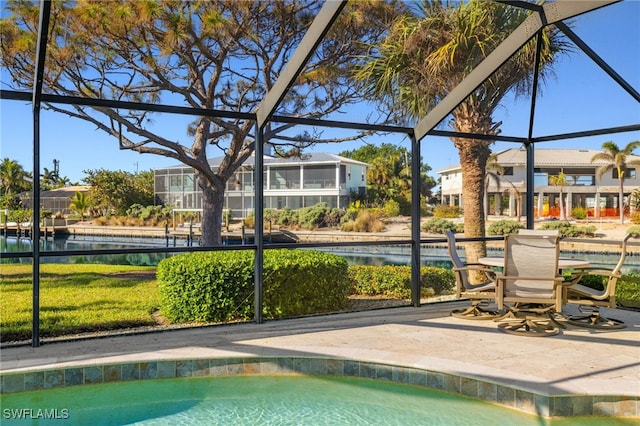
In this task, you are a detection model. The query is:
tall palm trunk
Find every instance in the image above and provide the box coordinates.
[454,137,491,268]
[619,178,625,224]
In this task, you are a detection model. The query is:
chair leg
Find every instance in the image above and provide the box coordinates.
[565,306,626,330]
[451,300,500,320]
[494,309,561,337]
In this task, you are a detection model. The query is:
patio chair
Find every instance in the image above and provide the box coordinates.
[495,234,565,337]
[518,229,560,237]
[445,231,499,320]
[563,233,633,329]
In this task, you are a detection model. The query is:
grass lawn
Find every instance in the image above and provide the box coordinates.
[1,264,160,342]
[1,262,638,343]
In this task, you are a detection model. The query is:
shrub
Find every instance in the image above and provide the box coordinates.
[340,208,359,224]
[277,208,299,228]
[539,221,596,237]
[421,218,460,234]
[487,220,524,236]
[6,208,31,223]
[158,251,254,323]
[630,213,640,225]
[263,250,350,316]
[349,265,413,298]
[420,266,455,295]
[341,209,385,232]
[617,274,640,309]
[626,225,640,237]
[571,207,588,220]
[382,199,401,217]
[433,205,461,218]
[348,265,454,299]
[157,249,349,322]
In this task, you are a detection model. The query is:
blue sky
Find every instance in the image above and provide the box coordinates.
[1,0,639,184]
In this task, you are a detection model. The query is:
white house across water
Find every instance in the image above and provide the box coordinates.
[438,148,640,219]
[154,152,368,219]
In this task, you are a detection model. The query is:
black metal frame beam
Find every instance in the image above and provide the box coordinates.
[29,0,52,348]
[5,0,637,345]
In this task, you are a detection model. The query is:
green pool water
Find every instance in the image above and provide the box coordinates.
[1,376,633,425]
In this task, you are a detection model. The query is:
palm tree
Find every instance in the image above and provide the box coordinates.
[548,172,568,220]
[591,140,640,224]
[484,154,503,220]
[355,0,569,264]
[69,191,91,221]
[0,158,28,196]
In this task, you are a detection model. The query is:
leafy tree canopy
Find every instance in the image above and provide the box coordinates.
[1,0,401,245]
[82,169,154,216]
[340,143,436,210]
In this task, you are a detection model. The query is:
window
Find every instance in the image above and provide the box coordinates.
[269,167,300,189]
[613,168,636,179]
[502,167,513,176]
[303,166,335,189]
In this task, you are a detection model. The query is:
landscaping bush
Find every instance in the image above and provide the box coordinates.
[262,249,349,316]
[626,225,640,237]
[340,209,385,232]
[157,249,349,322]
[421,217,462,234]
[348,265,454,299]
[126,204,172,223]
[382,199,401,217]
[539,221,597,237]
[617,274,640,309]
[433,205,461,218]
[563,272,640,309]
[571,207,588,220]
[487,220,524,236]
[421,266,456,295]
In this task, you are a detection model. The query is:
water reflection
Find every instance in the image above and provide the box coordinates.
[2,235,639,273]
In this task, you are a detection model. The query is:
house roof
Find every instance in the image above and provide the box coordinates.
[437,148,640,174]
[20,185,90,199]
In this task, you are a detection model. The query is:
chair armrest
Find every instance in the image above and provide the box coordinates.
[564,267,620,286]
[570,267,620,277]
[453,266,498,280]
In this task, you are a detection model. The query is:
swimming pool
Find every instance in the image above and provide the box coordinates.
[1,357,636,424]
[4,374,633,425]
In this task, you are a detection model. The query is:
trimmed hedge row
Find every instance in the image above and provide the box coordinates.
[348,265,455,299]
[157,249,349,323]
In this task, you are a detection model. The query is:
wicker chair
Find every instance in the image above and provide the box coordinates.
[495,234,565,337]
[445,231,498,320]
[564,233,633,329]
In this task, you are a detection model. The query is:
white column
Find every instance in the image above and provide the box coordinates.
[537,192,544,218]
[508,192,516,217]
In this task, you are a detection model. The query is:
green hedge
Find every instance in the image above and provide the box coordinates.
[421,218,463,234]
[348,265,455,299]
[539,221,597,237]
[157,249,349,323]
[564,272,640,309]
[617,274,640,309]
[487,220,524,236]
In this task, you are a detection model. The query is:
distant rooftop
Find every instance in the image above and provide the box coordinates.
[437,148,640,173]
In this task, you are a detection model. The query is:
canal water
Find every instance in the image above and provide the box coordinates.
[2,234,639,273]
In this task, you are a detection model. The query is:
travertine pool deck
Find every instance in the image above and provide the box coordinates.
[1,301,639,418]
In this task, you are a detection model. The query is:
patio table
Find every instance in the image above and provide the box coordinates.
[478,257,589,270]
